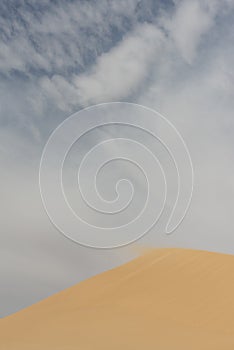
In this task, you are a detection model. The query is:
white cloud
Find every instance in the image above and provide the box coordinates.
[0,0,142,76]
[36,0,234,110]
[40,24,164,109]
[74,24,164,105]
[165,0,215,63]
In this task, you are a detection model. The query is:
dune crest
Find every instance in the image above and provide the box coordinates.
[1,248,234,349]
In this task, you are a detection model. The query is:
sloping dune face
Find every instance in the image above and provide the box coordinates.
[1,248,234,349]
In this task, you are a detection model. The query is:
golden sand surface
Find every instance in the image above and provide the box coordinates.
[1,248,234,349]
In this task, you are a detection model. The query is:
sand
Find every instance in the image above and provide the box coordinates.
[1,248,234,349]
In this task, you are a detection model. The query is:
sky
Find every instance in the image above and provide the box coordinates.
[1,0,234,317]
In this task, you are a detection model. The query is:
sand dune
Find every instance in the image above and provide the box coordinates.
[1,248,234,349]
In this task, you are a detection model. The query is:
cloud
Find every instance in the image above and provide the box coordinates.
[39,24,164,109]
[74,24,164,105]
[33,0,234,111]
[0,0,158,77]
[165,0,215,63]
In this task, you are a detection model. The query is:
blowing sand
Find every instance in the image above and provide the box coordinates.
[1,248,234,349]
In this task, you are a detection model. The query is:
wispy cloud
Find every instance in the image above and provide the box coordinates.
[40,23,164,109]
[0,0,158,76]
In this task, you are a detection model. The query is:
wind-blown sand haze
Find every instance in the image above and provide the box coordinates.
[1,248,234,349]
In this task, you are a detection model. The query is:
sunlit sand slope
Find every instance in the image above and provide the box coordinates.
[1,248,234,349]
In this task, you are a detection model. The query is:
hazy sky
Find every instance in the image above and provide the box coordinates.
[1,0,234,317]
